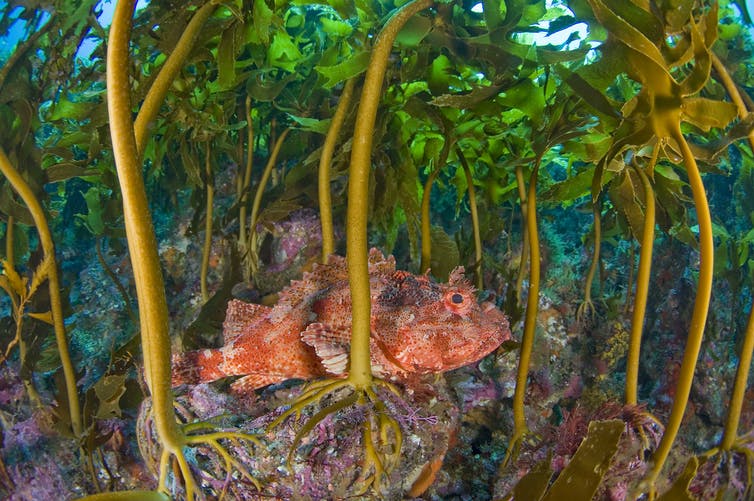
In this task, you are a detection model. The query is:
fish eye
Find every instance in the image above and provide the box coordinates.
[444,289,473,316]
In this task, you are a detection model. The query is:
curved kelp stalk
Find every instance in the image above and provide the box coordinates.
[200,142,214,303]
[419,167,441,274]
[267,0,434,493]
[576,203,602,323]
[419,136,452,274]
[513,163,529,305]
[625,150,657,406]
[640,123,713,498]
[107,1,260,498]
[504,154,542,465]
[583,4,718,495]
[0,146,82,438]
[319,78,356,263]
[132,1,218,157]
[455,147,483,289]
[247,128,291,276]
[239,95,254,252]
[696,50,754,484]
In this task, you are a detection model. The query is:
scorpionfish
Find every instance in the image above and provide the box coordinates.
[172,249,510,393]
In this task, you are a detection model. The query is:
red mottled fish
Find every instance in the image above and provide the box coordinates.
[172,249,510,393]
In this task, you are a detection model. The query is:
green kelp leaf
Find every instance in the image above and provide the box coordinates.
[497,79,545,124]
[247,71,297,101]
[316,50,370,88]
[541,167,613,205]
[288,114,331,134]
[541,419,624,501]
[560,131,612,162]
[248,0,275,44]
[395,14,432,47]
[76,186,106,235]
[512,456,553,500]
[663,0,695,33]
[587,0,666,71]
[319,16,352,38]
[654,163,690,231]
[48,95,94,122]
[179,140,203,188]
[482,0,503,32]
[429,226,459,281]
[555,64,620,119]
[94,374,127,419]
[430,82,505,109]
[268,31,303,72]
[499,39,590,64]
[678,14,713,97]
[217,23,238,89]
[600,0,663,43]
[609,169,645,241]
[428,54,452,96]
[44,163,100,183]
[688,114,754,161]
[656,456,701,501]
[255,199,302,233]
[682,98,737,132]
[54,131,91,149]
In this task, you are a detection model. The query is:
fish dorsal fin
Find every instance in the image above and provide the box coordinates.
[223,300,272,343]
[301,323,351,376]
[367,248,396,275]
[269,249,395,323]
[270,255,348,322]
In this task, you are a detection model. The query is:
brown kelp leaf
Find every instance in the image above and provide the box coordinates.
[27,311,53,325]
[512,456,553,501]
[541,419,624,501]
[609,169,646,242]
[94,374,128,420]
[656,456,701,501]
[1,260,26,298]
[28,254,53,299]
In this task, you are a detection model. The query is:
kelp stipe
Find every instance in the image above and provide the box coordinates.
[0,147,82,438]
[319,77,356,263]
[106,1,261,498]
[266,1,434,493]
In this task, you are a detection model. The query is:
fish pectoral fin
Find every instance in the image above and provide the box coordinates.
[301,323,351,376]
[229,373,284,394]
[223,300,272,343]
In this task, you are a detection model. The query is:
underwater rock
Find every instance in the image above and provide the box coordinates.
[137,376,459,499]
[253,208,324,295]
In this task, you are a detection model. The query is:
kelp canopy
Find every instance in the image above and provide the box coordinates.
[2,0,754,499]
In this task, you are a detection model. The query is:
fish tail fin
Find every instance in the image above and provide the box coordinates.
[171,349,226,386]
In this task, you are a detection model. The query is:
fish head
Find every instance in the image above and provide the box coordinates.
[382,267,511,373]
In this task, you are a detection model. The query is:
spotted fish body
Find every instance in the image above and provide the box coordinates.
[172,249,511,393]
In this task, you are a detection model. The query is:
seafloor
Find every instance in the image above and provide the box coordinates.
[0,164,751,500]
